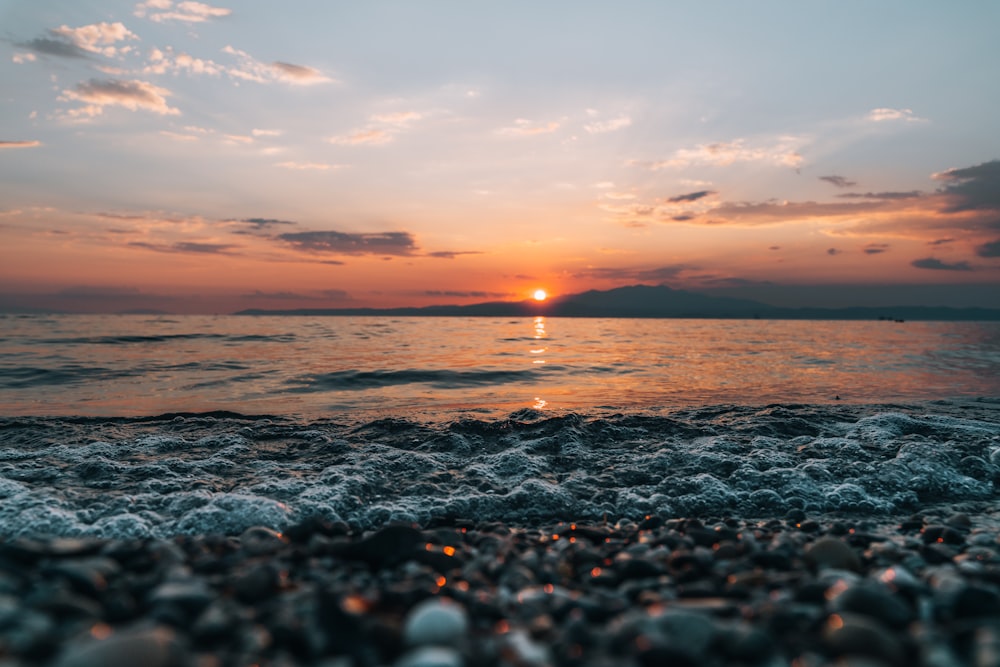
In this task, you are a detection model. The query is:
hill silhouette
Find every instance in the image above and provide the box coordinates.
[235,284,1000,320]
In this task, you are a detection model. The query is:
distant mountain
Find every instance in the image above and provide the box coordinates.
[234,284,1000,321]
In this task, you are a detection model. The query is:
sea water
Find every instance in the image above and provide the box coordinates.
[1,314,998,538]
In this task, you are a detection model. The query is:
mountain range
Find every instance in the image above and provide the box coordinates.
[235,284,1000,321]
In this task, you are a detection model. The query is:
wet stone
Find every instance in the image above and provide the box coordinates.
[822,613,903,666]
[50,626,192,667]
[805,537,862,572]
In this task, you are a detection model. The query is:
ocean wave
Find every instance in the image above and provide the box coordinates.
[0,402,997,539]
[285,368,544,391]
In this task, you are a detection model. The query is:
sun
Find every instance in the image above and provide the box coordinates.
[533,289,547,301]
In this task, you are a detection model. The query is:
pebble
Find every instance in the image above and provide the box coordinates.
[50,626,191,667]
[403,598,469,648]
[1,515,998,666]
[805,536,862,572]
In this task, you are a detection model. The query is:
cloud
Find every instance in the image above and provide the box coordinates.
[240,290,312,300]
[584,115,632,134]
[820,175,857,188]
[271,61,332,85]
[827,248,841,255]
[221,46,333,86]
[371,112,423,126]
[976,239,1000,258]
[328,129,393,146]
[50,22,138,57]
[144,47,225,76]
[275,161,342,170]
[933,159,1000,213]
[130,241,238,254]
[277,230,418,256]
[911,257,973,271]
[837,191,922,200]
[425,290,512,298]
[12,52,37,64]
[0,141,41,149]
[16,37,91,59]
[426,250,483,259]
[135,0,231,23]
[574,264,695,282]
[497,119,561,137]
[863,243,891,255]
[667,190,716,203]
[252,128,282,137]
[61,79,179,117]
[327,110,424,147]
[868,107,924,123]
[231,218,297,231]
[635,136,804,169]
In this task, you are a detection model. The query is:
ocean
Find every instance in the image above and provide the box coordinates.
[1,314,999,538]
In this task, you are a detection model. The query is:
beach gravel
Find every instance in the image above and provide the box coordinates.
[1,513,1000,666]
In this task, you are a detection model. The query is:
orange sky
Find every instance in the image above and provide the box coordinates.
[2,2,999,313]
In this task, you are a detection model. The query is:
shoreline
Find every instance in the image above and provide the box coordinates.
[3,512,999,666]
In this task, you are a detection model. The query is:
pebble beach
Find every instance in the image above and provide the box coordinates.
[4,510,1000,667]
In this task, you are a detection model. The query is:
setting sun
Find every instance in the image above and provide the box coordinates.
[533,289,548,301]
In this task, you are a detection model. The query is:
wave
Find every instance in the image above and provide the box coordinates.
[0,401,997,538]
[286,368,544,391]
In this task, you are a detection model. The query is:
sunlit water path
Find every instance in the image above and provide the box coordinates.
[1,315,997,418]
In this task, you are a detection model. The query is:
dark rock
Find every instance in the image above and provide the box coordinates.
[922,524,966,546]
[233,562,282,603]
[805,537,861,572]
[327,524,425,569]
[822,613,903,666]
[50,626,192,667]
[829,582,914,630]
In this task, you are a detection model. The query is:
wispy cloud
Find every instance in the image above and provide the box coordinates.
[836,191,923,200]
[584,115,632,134]
[426,250,483,259]
[275,161,341,171]
[634,136,805,170]
[819,175,857,188]
[135,0,231,23]
[863,243,891,255]
[271,61,332,85]
[60,79,179,117]
[0,141,42,149]
[328,110,424,146]
[667,190,716,203]
[975,240,1000,258]
[222,46,333,86]
[328,129,392,146]
[130,240,239,254]
[425,290,512,298]
[573,264,696,282]
[277,230,418,256]
[497,118,561,137]
[911,257,973,271]
[868,107,925,123]
[12,52,37,64]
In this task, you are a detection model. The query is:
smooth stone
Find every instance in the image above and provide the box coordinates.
[403,598,469,648]
[148,580,215,614]
[50,626,191,667]
[233,562,281,603]
[239,526,287,555]
[394,646,464,667]
[823,613,903,666]
[805,537,861,572]
[829,582,914,630]
[922,525,966,546]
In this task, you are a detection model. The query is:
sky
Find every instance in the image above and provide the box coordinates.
[2,1,1000,314]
